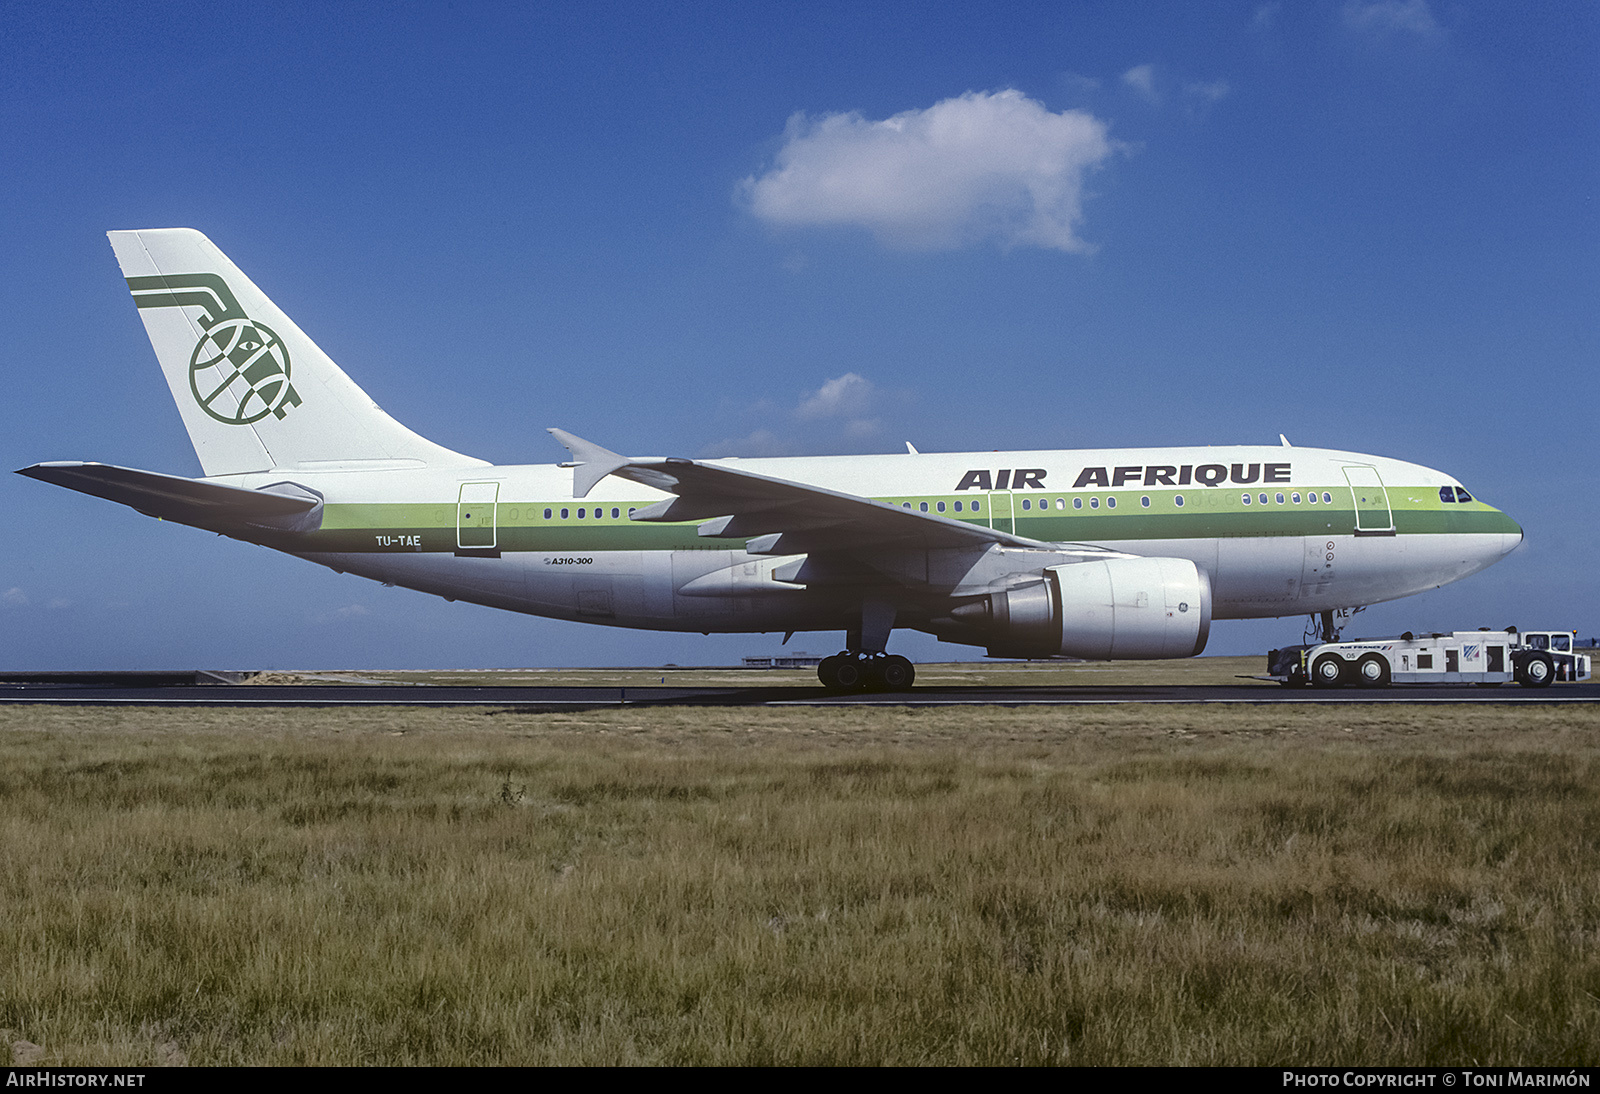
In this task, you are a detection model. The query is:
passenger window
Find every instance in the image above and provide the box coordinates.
[561,508,569,519]
[937,501,946,512]
[543,508,552,519]
[1141,496,1150,508]
[1292,493,1300,504]
[612,508,620,519]
[1107,497,1116,509]
[1276,493,1284,504]
[1242,493,1252,505]
[1089,498,1099,509]
[1174,495,1184,507]
[1260,493,1268,505]
[972,500,981,512]
[1055,498,1064,510]
[577,508,586,519]
[902,502,911,509]
[953,501,962,512]
[919,502,929,513]
[1322,492,1331,503]
[1308,493,1317,504]
[1020,499,1030,511]
[1455,487,1473,503]
[1073,498,1082,510]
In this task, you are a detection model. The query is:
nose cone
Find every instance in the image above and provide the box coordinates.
[1497,508,1524,557]
[1481,504,1524,565]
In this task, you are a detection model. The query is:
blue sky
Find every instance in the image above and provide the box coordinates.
[2,0,1595,669]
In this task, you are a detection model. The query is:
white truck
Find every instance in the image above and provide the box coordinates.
[1267,629,1591,689]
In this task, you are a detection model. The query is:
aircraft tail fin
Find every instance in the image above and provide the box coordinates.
[107,229,486,477]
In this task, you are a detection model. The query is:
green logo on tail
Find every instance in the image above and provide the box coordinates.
[127,274,302,425]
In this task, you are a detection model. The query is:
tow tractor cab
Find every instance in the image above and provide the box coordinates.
[1268,629,1591,689]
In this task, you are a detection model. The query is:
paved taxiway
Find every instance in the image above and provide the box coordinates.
[2,680,1597,708]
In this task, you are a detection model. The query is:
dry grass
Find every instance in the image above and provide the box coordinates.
[1,703,1597,1065]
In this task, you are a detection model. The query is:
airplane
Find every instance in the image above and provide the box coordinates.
[18,229,1524,690]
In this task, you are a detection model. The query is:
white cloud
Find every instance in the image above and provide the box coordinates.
[1182,79,1231,118]
[1121,64,1160,104]
[703,374,903,457]
[1252,3,1281,31]
[311,603,372,624]
[742,90,1115,253]
[1343,0,1440,37]
[704,428,787,459]
[1185,79,1231,105]
[3,587,27,607]
[796,373,872,420]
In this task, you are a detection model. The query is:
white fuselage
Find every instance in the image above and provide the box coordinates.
[209,443,1522,641]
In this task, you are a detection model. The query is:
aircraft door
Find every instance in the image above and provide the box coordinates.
[457,482,500,550]
[988,491,1015,536]
[1342,465,1395,535]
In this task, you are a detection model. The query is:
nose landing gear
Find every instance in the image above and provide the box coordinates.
[817,652,916,692]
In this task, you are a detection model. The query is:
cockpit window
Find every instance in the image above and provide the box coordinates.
[1527,634,1549,650]
[1439,486,1455,503]
[1553,634,1571,652]
[1455,487,1473,503]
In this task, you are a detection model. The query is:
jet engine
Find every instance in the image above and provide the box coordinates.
[951,556,1212,660]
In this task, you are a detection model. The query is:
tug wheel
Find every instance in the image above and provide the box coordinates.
[1355,654,1391,688]
[1311,654,1346,688]
[1518,653,1554,689]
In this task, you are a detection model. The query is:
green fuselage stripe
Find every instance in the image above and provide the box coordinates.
[288,486,1518,554]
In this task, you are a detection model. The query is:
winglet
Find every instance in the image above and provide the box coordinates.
[547,428,631,498]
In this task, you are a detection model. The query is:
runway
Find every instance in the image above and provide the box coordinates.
[3,675,1598,708]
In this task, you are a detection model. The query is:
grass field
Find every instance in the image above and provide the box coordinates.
[2,700,1597,1065]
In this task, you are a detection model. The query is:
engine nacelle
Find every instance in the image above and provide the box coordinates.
[958,556,1212,660]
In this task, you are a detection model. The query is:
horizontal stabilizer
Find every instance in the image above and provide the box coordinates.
[547,428,632,497]
[16,462,323,533]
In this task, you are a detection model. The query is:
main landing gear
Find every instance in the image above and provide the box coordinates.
[818,598,914,692]
[817,652,916,692]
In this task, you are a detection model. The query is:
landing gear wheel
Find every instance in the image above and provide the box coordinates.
[1355,654,1391,688]
[830,657,865,691]
[1311,654,1346,688]
[879,655,915,691]
[1518,652,1554,689]
[817,655,843,690]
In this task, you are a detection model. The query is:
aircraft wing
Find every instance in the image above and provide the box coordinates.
[16,462,323,533]
[548,428,1115,556]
